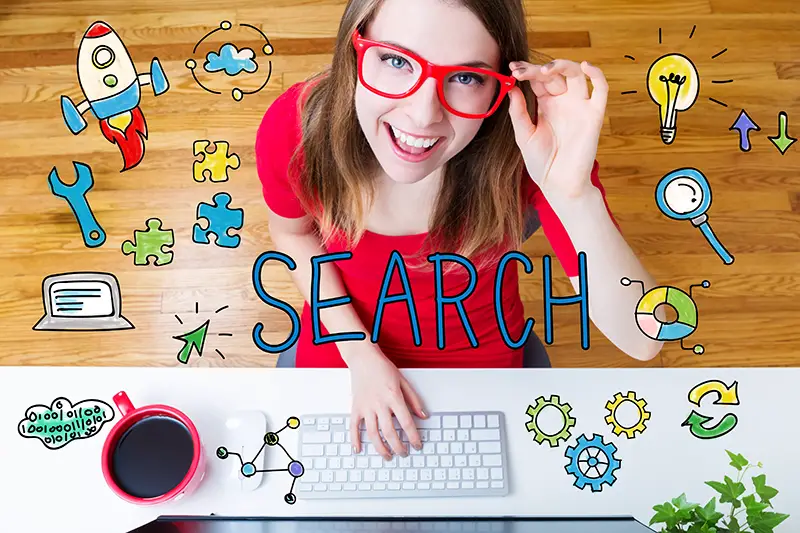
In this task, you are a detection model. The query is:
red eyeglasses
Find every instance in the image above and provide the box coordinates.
[351,28,516,119]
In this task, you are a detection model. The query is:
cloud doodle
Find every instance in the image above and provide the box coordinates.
[18,397,115,450]
[204,44,257,76]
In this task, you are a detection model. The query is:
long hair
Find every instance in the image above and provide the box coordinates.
[289,0,539,274]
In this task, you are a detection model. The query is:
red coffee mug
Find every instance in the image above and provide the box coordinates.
[101,391,205,505]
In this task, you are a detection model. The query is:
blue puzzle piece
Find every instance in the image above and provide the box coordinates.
[193,192,244,248]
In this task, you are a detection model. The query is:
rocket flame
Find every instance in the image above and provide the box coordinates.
[99,106,148,171]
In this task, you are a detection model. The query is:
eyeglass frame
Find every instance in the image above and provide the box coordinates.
[351,28,517,119]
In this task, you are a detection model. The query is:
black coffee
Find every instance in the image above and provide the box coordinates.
[111,415,195,499]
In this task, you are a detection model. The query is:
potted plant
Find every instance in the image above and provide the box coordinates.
[649,450,790,532]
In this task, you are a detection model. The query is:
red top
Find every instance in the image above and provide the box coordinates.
[255,81,616,368]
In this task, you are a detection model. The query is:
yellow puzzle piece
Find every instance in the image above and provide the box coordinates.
[193,140,240,182]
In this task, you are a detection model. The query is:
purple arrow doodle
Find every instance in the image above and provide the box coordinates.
[729,109,760,152]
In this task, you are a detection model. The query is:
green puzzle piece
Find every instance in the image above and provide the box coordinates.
[121,218,174,266]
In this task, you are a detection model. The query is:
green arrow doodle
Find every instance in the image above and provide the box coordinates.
[768,111,797,155]
[681,410,738,439]
[174,319,210,364]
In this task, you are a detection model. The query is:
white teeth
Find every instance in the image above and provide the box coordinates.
[390,125,440,149]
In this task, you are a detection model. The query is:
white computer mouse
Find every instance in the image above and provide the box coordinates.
[223,410,267,491]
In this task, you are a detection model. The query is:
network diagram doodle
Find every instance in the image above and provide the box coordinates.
[525,395,576,448]
[216,417,304,504]
[173,301,232,364]
[655,168,734,265]
[565,434,622,493]
[60,20,169,172]
[193,192,244,248]
[193,140,240,183]
[121,218,174,266]
[47,162,105,248]
[18,397,115,450]
[186,21,275,102]
[682,379,740,440]
[605,391,651,439]
[621,25,733,145]
[621,277,710,353]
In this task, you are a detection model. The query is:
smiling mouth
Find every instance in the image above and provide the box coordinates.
[386,123,442,156]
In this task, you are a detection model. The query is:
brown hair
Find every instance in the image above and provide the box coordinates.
[289,0,539,273]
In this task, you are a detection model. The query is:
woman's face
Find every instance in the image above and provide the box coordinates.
[354,0,502,185]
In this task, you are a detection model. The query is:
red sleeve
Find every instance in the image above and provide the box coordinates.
[255,82,307,219]
[525,160,620,277]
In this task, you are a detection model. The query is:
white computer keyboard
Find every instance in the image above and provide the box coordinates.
[295,411,509,499]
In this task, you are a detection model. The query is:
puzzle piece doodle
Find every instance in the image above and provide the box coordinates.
[122,218,175,266]
[193,140,240,182]
[193,192,244,248]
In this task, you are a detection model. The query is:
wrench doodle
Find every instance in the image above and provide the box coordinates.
[47,162,106,248]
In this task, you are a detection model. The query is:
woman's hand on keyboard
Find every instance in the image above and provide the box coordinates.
[347,342,427,461]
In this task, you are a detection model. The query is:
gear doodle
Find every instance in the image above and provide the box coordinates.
[604,391,651,439]
[564,433,621,492]
[216,416,303,504]
[525,395,576,447]
[186,20,274,102]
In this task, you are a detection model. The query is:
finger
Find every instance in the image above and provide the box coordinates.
[399,375,427,419]
[350,412,362,454]
[511,62,562,97]
[582,61,608,111]
[366,413,392,460]
[530,80,549,98]
[542,59,588,99]
[507,86,536,146]
[379,410,407,457]
[394,389,423,450]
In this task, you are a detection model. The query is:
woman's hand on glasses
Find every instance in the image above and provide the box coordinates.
[505,59,608,202]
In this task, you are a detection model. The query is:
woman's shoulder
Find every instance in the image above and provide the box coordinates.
[257,82,307,139]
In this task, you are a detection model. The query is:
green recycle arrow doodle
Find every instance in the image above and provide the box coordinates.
[681,410,738,439]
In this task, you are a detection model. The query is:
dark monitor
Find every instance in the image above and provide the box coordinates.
[129,516,656,533]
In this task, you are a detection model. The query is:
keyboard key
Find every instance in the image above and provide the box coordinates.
[443,430,456,442]
[465,442,477,454]
[299,483,313,492]
[432,482,445,490]
[477,481,489,489]
[370,456,383,468]
[314,458,327,469]
[426,456,439,467]
[403,482,416,490]
[488,415,500,428]
[460,415,472,428]
[455,455,467,467]
[329,458,341,469]
[374,482,386,491]
[339,444,351,456]
[491,468,503,480]
[335,471,347,483]
[406,469,418,481]
[391,470,404,482]
[364,470,377,482]
[429,430,442,442]
[302,417,315,425]
[305,471,320,483]
[434,469,446,481]
[303,444,324,456]
[318,424,329,431]
[330,483,342,491]
[322,471,334,483]
[314,484,327,491]
[457,429,470,441]
[448,468,461,480]
[463,468,475,480]
[344,483,357,491]
[483,455,502,467]
[351,471,362,482]
[469,455,481,467]
[332,417,344,425]
[491,481,504,489]
[418,482,430,490]
[343,457,355,469]
[473,415,486,428]
[417,416,441,429]
[471,429,500,441]
[304,432,332,444]
[463,481,474,489]
[477,468,489,480]
[413,456,425,468]
[443,415,459,428]
[447,482,460,489]
[441,456,453,467]
[388,483,401,490]
[422,443,435,455]
[436,443,449,454]
[334,432,345,443]
[421,469,432,481]
[359,483,371,491]
[479,442,502,454]
[357,457,369,469]
[451,442,463,454]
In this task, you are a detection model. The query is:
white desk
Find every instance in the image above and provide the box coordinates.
[0,367,796,533]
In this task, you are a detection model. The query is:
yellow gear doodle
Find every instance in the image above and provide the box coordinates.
[604,391,651,439]
[525,395,577,447]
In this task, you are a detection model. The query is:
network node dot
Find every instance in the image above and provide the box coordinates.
[702,280,711,288]
[232,88,243,101]
[221,21,232,30]
[620,277,631,286]
[264,44,274,55]
[288,416,300,429]
[694,345,704,355]
[185,59,196,69]
[285,493,297,505]
[265,432,279,446]
[288,460,304,477]
[241,463,256,477]
[216,446,228,459]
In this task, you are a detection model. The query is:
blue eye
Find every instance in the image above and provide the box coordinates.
[453,73,484,86]
[380,53,410,69]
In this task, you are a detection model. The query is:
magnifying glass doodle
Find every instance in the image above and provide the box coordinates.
[655,167,734,265]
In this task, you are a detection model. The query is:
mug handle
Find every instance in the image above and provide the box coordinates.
[113,391,135,417]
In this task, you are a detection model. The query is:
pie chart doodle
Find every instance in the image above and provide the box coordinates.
[621,277,710,354]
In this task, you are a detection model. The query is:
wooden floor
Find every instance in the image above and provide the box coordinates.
[0,0,798,368]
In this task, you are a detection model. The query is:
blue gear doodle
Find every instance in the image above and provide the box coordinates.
[564,433,621,492]
[216,416,303,504]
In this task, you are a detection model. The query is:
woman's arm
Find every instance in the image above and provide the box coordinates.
[266,207,373,366]
[545,185,664,361]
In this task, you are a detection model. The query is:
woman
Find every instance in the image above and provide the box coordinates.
[255,0,663,462]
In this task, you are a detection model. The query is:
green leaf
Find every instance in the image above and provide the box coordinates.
[726,450,749,471]
[696,497,724,524]
[743,493,770,516]
[748,511,790,533]
[752,474,780,503]
[706,476,745,506]
[727,515,742,533]
[650,502,678,528]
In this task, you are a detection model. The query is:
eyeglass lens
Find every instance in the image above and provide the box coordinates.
[361,45,501,116]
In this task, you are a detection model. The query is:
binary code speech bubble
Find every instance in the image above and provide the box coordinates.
[18,397,115,450]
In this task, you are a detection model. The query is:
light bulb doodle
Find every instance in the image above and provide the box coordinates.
[621,277,710,354]
[216,416,304,504]
[655,167,734,265]
[647,54,699,145]
[186,21,274,102]
[622,26,733,145]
